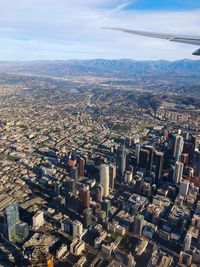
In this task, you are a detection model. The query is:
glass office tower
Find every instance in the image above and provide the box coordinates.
[4,202,20,242]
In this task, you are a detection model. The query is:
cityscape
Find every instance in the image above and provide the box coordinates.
[0,0,200,267]
[0,59,199,266]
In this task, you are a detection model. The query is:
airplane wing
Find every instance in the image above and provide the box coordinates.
[102,27,200,55]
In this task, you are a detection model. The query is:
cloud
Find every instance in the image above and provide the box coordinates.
[0,0,199,60]
[99,1,136,21]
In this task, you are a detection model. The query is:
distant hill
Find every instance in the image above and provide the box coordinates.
[0,59,200,77]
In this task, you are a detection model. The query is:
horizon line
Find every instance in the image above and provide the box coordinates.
[0,58,199,63]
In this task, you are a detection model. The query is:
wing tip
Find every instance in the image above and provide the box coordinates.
[192,49,200,56]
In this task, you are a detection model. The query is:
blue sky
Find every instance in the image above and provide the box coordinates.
[125,0,200,11]
[0,0,200,60]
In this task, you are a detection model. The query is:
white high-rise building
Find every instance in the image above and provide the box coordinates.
[174,135,184,161]
[183,232,192,252]
[73,220,83,239]
[100,164,110,197]
[124,171,133,184]
[173,162,184,184]
[179,179,190,197]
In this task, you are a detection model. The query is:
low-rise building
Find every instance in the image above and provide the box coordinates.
[70,239,85,256]
[32,210,44,230]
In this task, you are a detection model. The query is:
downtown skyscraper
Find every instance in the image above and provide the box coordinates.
[4,202,20,242]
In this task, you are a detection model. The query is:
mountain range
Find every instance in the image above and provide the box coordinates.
[0,59,200,77]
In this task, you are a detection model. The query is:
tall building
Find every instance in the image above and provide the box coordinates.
[181,153,189,166]
[179,179,189,197]
[79,188,90,210]
[96,184,103,202]
[83,208,93,228]
[79,157,85,177]
[173,162,184,184]
[183,232,192,252]
[71,150,77,161]
[54,181,62,196]
[132,214,145,236]
[69,179,77,195]
[4,202,20,242]
[174,135,184,161]
[73,220,83,239]
[183,142,195,163]
[68,159,77,167]
[70,166,79,180]
[124,171,133,184]
[103,199,111,217]
[117,145,127,178]
[109,164,116,190]
[100,164,110,197]
[146,146,154,172]
[139,149,150,169]
[127,165,134,173]
[192,151,200,176]
[154,151,164,185]
[135,176,143,195]
[135,144,140,165]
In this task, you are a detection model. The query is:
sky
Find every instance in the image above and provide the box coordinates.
[0,0,200,61]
